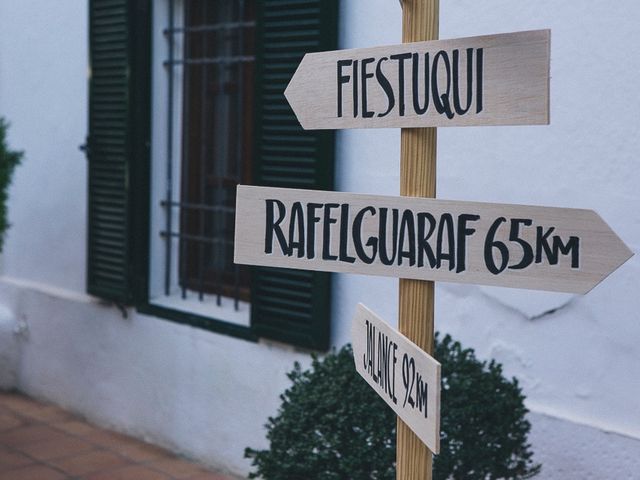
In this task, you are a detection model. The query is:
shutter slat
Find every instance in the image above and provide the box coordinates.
[252,0,337,351]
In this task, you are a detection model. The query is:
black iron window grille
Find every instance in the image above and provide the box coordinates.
[158,0,255,312]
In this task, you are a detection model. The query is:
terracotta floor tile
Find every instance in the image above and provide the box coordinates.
[112,440,169,462]
[186,473,237,480]
[52,419,100,437]
[84,464,171,480]
[0,464,66,480]
[0,395,73,425]
[0,394,42,413]
[148,457,209,478]
[49,449,130,476]
[0,415,24,433]
[18,434,95,461]
[85,430,137,449]
[18,405,74,424]
[0,447,32,470]
[86,430,168,462]
[0,425,68,447]
[0,394,238,480]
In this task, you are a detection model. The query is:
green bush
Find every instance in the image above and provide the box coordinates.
[0,118,22,251]
[245,334,540,480]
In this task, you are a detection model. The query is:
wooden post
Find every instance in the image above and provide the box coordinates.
[397,0,439,479]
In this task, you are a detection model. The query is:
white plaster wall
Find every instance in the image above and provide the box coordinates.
[0,0,638,477]
[528,411,640,479]
[0,0,88,293]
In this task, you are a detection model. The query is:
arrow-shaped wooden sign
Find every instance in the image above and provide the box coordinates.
[284,29,550,129]
[351,303,441,454]
[234,185,633,294]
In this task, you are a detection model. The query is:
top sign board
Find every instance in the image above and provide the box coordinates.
[284,29,550,129]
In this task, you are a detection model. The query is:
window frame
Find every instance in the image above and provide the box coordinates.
[132,0,258,342]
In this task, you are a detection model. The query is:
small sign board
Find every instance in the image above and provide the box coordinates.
[234,185,633,293]
[284,29,550,129]
[351,303,441,453]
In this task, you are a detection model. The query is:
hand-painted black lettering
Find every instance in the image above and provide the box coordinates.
[402,353,410,407]
[408,358,416,407]
[264,199,290,255]
[378,208,399,265]
[361,57,375,118]
[369,325,378,383]
[417,212,437,268]
[339,204,356,263]
[416,374,428,418]
[508,218,534,270]
[412,53,430,115]
[380,333,389,390]
[452,48,474,115]
[456,213,480,273]
[353,206,378,264]
[537,231,580,268]
[384,338,395,401]
[432,51,453,119]
[403,355,416,408]
[376,57,395,117]
[364,319,370,370]
[439,94,454,119]
[398,209,416,266]
[376,330,383,386]
[306,203,323,259]
[390,53,412,116]
[392,343,398,404]
[436,213,455,270]
[485,217,509,274]
[353,59,359,118]
[535,226,555,264]
[476,48,484,113]
[288,202,305,258]
[337,60,352,118]
[322,203,340,261]
[554,236,580,268]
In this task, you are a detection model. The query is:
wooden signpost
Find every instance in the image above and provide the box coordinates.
[351,303,441,454]
[284,29,550,129]
[233,0,633,478]
[234,185,632,294]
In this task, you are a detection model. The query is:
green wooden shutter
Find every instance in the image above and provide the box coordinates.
[86,0,130,303]
[252,0,339,351]
[87,0,150,304]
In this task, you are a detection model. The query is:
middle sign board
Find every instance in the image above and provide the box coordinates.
[234,185,632,294]
[284,29,550,129]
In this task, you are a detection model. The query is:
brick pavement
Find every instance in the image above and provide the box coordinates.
[0,392,239,480]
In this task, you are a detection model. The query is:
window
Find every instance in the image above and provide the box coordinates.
[148,0,255,326]
[87,0,338,350]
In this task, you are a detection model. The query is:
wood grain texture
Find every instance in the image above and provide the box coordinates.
[398,1,438,477]
[284,29,550,129]
[233,185,633,294]
[351,303,441,454]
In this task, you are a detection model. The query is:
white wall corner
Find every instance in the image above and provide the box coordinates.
[0,303,21,390]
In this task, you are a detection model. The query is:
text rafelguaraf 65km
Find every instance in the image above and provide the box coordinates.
[234,186,632,294]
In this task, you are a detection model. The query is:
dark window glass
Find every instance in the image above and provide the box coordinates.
[178,0,255,303]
